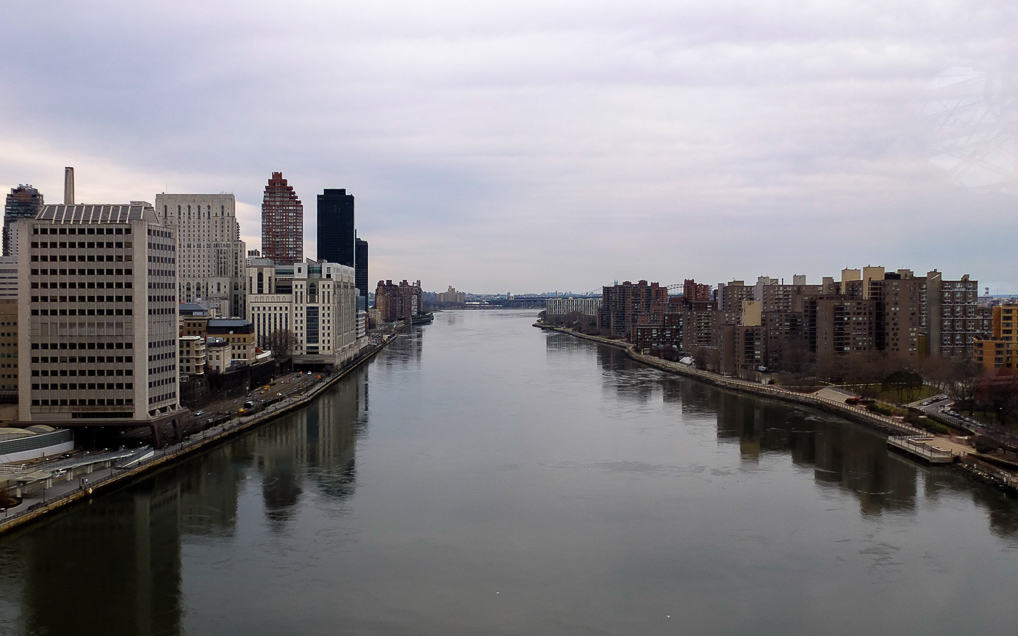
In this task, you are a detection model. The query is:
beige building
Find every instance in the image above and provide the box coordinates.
[247,259,361,365]
[178,336,206,376]
[0,298,16,401]
[155,194,246,317]
[16,203,183,429]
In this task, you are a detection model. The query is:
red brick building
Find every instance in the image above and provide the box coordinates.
[261,171,303,265]
[376,279,423,323]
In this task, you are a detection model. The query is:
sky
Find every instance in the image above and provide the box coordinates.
[1,0,1016,294]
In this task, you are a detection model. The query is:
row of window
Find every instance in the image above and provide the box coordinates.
[32,308,132,316]
[31,254,130,263]
[32,368,133,377]
[31,268,133,277]
[33,398,133,406]
[147,308,174,315]
[32,341,133,350]
[148,391,176,404]
[32,355,131,364]
[32,295,132,303]
[33,227,131,235]
[33,382,133,391]
[31,241,131,249]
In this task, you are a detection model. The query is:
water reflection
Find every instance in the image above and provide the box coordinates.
[0,364,370,635]
[583,341,952,519]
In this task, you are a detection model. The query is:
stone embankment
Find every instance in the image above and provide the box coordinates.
[0,339,392,536]
[536,323,1018,494]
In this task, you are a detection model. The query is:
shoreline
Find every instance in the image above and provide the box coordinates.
[536,322,1018,496]
[0,338,392,536]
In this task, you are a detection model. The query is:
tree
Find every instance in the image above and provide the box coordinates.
[266,329,296,361]
[882,369,924,403]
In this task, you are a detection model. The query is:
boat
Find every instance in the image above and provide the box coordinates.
[411,312,435,325]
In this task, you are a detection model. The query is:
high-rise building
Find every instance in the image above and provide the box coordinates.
[155,193,247,317]
[317,189,355,266]
[355,238,368,300]
[599,280,668,340]
[261,172,303,265]
[16,202,185,437]
[4,184,43,257]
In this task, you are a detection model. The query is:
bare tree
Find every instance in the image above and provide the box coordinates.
[266,329,296,361]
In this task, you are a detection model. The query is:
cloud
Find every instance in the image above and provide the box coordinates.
[1,0,1016,292]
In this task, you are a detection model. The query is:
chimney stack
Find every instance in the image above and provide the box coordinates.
[64,167,74,204]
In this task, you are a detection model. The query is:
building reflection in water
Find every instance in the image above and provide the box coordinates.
[15,476,184,636]
[546,335,1018,535]
[0,364,370,635]
[714,387,918,516]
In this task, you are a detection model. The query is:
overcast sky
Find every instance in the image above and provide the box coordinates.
[2,1,1015,293]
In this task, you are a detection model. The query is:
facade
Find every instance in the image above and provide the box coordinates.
[0,256,17,299]
[4,185,44,258]
[599,280,667,340]
[317,189,355,267]
[178,336,206,376]
[261,172,303,265]
[246,260,361,365]
[815,298,876,370]
[16,202,182,428]
[206,318,256,367]
[926,271,987,358]
[355,238,368,301]
[974,304,1018,370]
[206,338,231,374]
[179,302,212,338]
[155,194,246,317]
[0,298,16,401]
[375,279,423,323]
[546,297,599,317]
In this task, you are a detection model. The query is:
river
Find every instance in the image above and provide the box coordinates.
[1,310,1016,635]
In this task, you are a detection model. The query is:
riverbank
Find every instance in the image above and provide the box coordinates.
[536,322,1018,495]
[0,338,392,536]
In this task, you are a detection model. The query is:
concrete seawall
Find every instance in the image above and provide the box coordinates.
[0,339,391,536]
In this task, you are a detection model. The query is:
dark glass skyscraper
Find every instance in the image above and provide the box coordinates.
[316,189,355,267]
[3,184,43,256]
[261,172,303,265]
[355,238,368,301]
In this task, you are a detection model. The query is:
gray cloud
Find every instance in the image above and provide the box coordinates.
[1,0,1016,292]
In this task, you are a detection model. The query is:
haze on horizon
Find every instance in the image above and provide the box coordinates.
[1,0,1015,294]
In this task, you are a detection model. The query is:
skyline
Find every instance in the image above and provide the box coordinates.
[2,1,1016,293]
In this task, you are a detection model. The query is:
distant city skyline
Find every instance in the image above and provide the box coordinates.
[1,2,1015,293]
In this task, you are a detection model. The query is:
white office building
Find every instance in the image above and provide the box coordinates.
[247,259,363,365]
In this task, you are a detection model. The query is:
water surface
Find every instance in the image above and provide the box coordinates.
[1,310,1016,635]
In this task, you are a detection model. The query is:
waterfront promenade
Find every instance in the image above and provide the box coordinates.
[0,339,391,536]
